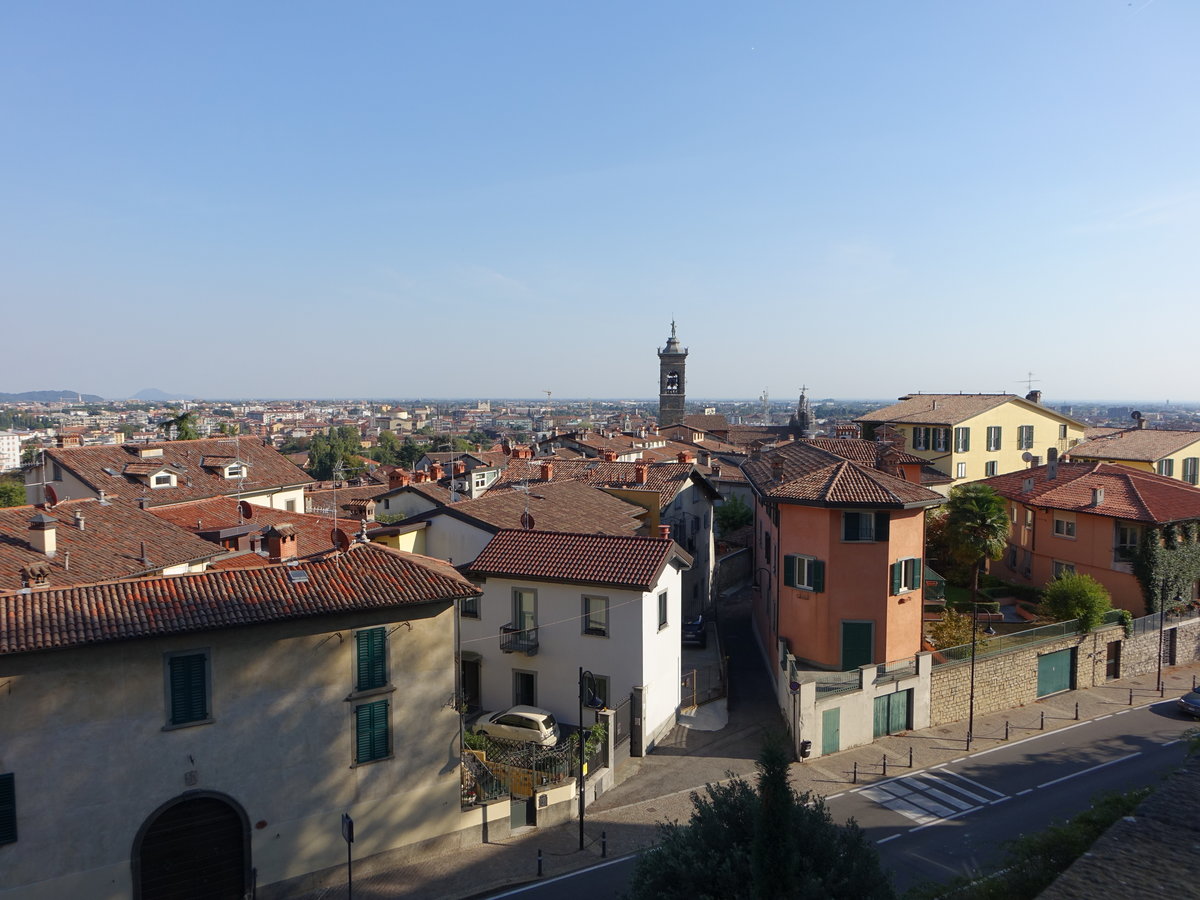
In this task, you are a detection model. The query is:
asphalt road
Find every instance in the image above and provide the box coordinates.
[486,699,1195,898]
[824,698,1194,892]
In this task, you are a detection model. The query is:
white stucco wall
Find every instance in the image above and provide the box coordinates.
[0,603,471,899]
[422,516,493,568]
[461,567,682,743]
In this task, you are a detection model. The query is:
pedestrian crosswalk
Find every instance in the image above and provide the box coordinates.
[858,769,1006,826]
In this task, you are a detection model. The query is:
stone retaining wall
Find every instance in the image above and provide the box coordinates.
[930,617,1200,727]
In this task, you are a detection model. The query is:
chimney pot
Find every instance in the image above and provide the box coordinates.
[1091,487,1104,506]
[73,510,85,530]
[658,524,672,540]
[540,461,554,481]
[28,513,57,558]
[634,463,649,484]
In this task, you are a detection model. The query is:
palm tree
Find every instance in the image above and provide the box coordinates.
[944,483,1010,606]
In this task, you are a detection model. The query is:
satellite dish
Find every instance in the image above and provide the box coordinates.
[520,511,535,530]
[238,500,253,520]
[1131,410,1143,421]
[45,484,58,506]
[332,528,351,552]
[1021,451,1034,463]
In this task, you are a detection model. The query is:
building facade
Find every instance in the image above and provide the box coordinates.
[657,322,688,426]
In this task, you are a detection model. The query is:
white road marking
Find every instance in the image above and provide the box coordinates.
[876,833,900,844]
[1036,752,1141,789]
[936,769,1006,798]
[1016,788,1033,796]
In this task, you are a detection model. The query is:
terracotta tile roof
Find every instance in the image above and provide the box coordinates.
[720,426,794,449]
[981,461,1200,523]
[39,438,315,507]
[803,437,926,466]
[682,414,730,432]
[1068,429,1200,463]
[304,484,385,518]
[149,497,380,560]
[0,542,477,656]
[423,480,644,535]
[0,499,222,594]
[488,458,696,511]
[466,529,690,591]
[742,442,944,507]
[857,393,1084,428]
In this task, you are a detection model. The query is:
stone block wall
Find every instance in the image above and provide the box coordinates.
[930,617,1200,728]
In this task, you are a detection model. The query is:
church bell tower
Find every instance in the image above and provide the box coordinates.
[657,321,688,426]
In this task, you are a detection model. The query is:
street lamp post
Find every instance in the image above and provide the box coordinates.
[578,668,602,851]
[966,603,997,751]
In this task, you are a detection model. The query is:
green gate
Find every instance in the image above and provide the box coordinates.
[821,707,841,756]
[1036,649,1074,697]
[873,690,911,738]
[841,622,874,670]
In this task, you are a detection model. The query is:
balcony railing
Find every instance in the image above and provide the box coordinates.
[500,623,539,656]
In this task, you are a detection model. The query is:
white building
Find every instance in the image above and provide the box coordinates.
[0,432,20,472]
[462,528,692,754]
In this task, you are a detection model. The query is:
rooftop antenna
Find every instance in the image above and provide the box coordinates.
[1017,372,1040,392]
[218,431,248,520]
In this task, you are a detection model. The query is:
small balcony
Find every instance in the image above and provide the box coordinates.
[500,623,539,656]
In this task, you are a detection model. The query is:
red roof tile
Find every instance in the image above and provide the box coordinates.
[0,542,477,655]
[981,461,1200,523]
[488,458,697,511]
[466,529,690,591]
[742,442,943,507]
[1068,429,1200,463]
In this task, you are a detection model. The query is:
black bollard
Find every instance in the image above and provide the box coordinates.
[537,849,543,877]
[1005,720,1010,741]
[853,761,858,784]
[882,754,887,778]
[602,831,607,858]
[1040,710,1045,730]
[1129,688,1134,706]
[1075,702,1079,721]
[909,746,913,768]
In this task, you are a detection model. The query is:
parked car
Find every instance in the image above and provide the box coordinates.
[682,614,707,649]
[1177,690,1200,718]
[474,705,561,746]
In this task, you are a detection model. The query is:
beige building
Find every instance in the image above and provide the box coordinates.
[1068,427,1200,485]
[0,543,484,900]
[857,392,1086,492]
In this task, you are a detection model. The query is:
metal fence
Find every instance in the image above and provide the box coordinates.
[460,751,506,807]
[609,695,631,747]
[874,656,917,684]
[682,659,727,708]
[465,740,575,798]
[1129,606,1200,637]
[931,618,1084,666]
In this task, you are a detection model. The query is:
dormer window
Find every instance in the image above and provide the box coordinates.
[153,472,176,488]
[224,464,245,479]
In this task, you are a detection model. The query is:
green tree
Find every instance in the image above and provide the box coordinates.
[372,430,402,466]
[714,495,753,536]
[629,739,894,900]
[927,606,974,649]
[0,478,26,508]
[161,411,199,440]
[944,484,1010,607]
[306,426,365,480]
[1041,572,1113,632]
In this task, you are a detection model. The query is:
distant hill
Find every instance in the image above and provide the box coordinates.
[133,388,194,401]
[0,390,105,403]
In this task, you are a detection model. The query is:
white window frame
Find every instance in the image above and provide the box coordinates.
[1053,514,1077,538]
[933,428,950,452]
[1053,560,1076,578]
[985,461,998,477]
[657,591,669,630]
[1157,459,1175,477]
[986,426,1002,452]
[954,427,970,453]
[582,595,609,637]
[1017,425,1034,450]
[956,462,967,479]
[790,555,820,590]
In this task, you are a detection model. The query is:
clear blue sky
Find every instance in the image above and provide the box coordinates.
[3,2,1196,403]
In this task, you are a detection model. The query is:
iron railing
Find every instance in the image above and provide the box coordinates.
[874,656,918,684]
[460,751,506,807]
[500,623,539,655]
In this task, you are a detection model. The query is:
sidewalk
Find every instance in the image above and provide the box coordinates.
[289,661,1200,900]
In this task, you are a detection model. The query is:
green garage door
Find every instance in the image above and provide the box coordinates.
[821,708,841,756]
[1036,649,1074,697]
[873,690,911,739]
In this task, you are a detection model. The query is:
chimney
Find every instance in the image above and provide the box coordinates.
[634,463,649,484]
[1091,488,1104,506]
[73,509,85,530]
[28,513,57,557]
[453,461,466,476]
[21,562,51,588]
[771,457,785,481]
[1026,390,1042,405]
[658,524,672,540]
[602,450,618,462]
[677,451,694,464]
[388,469,411,489]
[429,463,444,480]
[266,524,298,561]
[98,490,108,505]
[539,461,554,481]
[712,464,722,478]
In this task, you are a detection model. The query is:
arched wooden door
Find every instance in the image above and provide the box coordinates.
[134,792,249,900]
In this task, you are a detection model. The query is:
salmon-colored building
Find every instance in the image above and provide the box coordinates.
[743,440,944,671]
[982,461,1200,616]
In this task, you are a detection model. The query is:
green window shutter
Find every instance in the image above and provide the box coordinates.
[0,773,15,845]
[169,654,208,725]
[783,555,797,589]
[356,628,387,691]
[812,560,825,593]
[890,562,901,595]
[356,700,390,763]
[874,512,890,542]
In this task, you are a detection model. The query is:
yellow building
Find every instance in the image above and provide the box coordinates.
[856,392,1087,492]
[1067,427,1200,485]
